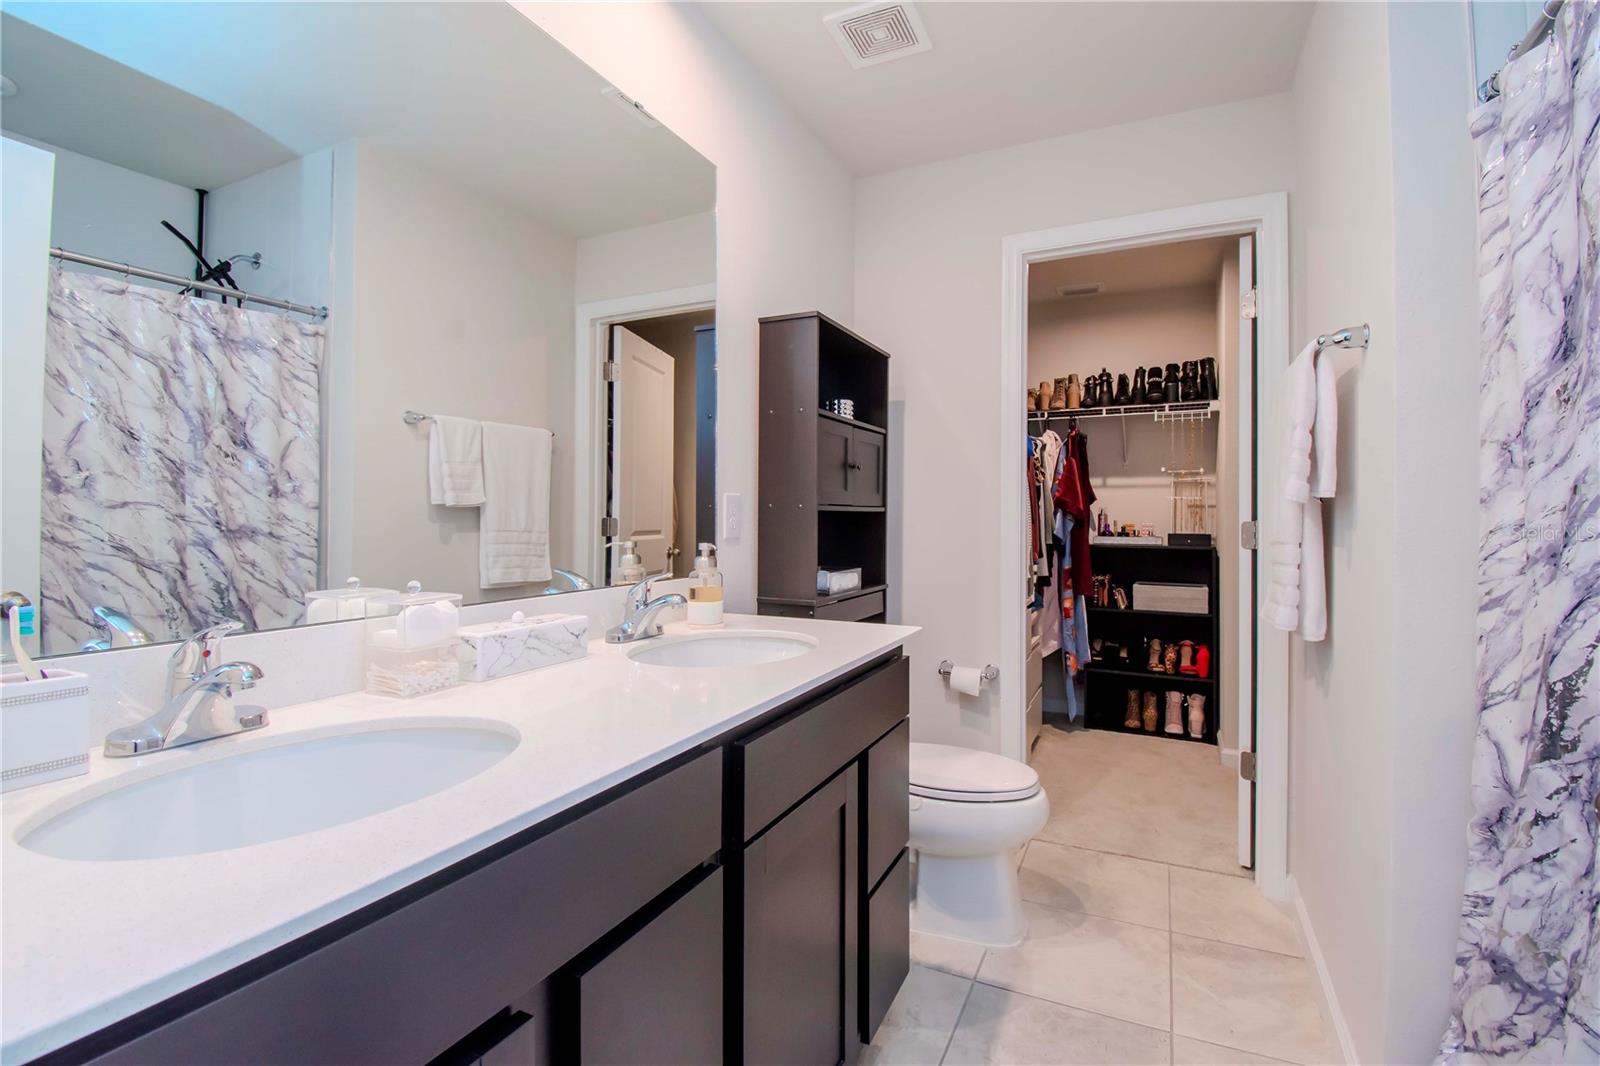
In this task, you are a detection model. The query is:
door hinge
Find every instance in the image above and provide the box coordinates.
[1239,751,1258,783]
[600,516,619,537]
[1240,287,1258,320]
[603,361,618,383]
[1240,520,1259,551]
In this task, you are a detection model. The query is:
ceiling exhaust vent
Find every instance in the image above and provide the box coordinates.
[1055,283,1105,299]
[824,2,932,69]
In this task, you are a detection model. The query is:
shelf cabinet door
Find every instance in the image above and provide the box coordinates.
[846,428,886,509]
[818,417,854,507]
[744,766,860,1066]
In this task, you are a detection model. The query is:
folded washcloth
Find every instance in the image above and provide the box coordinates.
[428,415,485,507]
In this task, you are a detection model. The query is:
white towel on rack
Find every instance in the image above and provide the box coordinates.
[1262,341,1337,641]
[479,421,552,588]
[427,415,486,507]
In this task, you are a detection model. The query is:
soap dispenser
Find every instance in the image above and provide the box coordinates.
[687,543,724,627]
[616,541,646,586]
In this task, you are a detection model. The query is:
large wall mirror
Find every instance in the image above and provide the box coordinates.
[0,2,716,658]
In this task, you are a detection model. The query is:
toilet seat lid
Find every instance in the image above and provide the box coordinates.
[909,742,1041,802]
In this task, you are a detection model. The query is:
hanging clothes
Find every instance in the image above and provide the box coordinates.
[1036,430,1065,656]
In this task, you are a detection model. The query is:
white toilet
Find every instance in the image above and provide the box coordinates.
[908,742,1049,947]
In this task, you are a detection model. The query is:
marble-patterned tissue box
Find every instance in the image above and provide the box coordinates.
[459,612,589,682]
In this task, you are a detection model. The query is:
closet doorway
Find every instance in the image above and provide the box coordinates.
[999,194,1290,897]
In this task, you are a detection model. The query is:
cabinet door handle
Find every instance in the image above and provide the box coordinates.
[848,461,863,471]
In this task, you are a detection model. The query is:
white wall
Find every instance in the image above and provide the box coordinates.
[3,132,196,285]
[519,1,857,613]
[0,137,56,657]
[327,142,578,602]
[1286,6,1400,1058]
[1285,3,1480,1062]
[575,211,715,305]
[204,149,334,312]
[853,94,1296,754]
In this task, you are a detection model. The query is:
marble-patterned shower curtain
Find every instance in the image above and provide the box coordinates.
[40,267,323,654]
[1442,4,1598,1061]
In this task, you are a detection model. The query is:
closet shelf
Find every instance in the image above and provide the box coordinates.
[1086,664,1216,687]
[1027,400,1219,424]
[1087,606,1211,620]
[817,409,887,436]
[1093,719,1217,745]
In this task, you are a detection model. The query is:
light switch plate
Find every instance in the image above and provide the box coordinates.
[722,492,743,542]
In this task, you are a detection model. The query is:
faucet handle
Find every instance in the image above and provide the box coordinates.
[623,570,672,612]
[169,620,243,681]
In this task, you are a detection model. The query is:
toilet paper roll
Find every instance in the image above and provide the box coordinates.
[949,665,984,696]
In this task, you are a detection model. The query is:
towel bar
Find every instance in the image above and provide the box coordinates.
[404,410,554,438]
[1315,324,1370,353]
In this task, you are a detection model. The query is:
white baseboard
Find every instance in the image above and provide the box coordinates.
[1287,875,1360,1065]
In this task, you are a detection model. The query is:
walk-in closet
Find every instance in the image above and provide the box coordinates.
[1024,235,1246,757]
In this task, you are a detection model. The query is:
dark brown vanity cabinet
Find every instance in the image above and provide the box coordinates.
[51,654,910,1066]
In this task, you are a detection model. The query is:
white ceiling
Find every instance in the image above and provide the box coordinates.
[700,1,1314,175]
[1,3,714,237]
[1028,235,1236,303]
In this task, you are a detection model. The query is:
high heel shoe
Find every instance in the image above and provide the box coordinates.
[1147,638,1164,673]
[1177,640,1196,675]
[1186,694,1207,738]
[1164,691,1185,735]
[1194,644,1211,679]
[1124,690,1141,729]
[1162,643,1179,675]
[1142,692,1159,732]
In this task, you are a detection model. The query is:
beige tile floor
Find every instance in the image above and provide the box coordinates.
[864,726,1342,1066]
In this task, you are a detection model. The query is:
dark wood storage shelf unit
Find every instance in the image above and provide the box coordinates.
[758,312,890,623]
[1086,543,1221,745]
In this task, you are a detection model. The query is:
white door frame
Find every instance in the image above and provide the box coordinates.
[998,193,1290,899]
[573,284,716,586]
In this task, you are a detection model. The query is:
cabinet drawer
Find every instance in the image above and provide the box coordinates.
[864,719,909,889]
[738,656,908,842]
[862,849,910,1044]
[814,590,884,622]
[86,751,722,1065]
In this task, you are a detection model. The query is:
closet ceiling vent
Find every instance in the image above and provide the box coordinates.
[1055,283,1105,299]
[824,2,932,69]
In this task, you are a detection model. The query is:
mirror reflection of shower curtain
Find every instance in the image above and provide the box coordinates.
[39,266,323,654]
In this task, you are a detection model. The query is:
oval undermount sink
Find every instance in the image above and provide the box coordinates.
[17,720,518,862]
[626,631,818,669]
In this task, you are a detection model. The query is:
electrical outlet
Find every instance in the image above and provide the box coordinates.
[722,492,743,543]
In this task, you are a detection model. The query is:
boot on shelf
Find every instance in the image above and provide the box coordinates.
[1147,638,1164,673]
[1113,373,1131,406]
[1163,362,1182,403]
[1050,377,1069,410]
[1144,366,1165,404]
[1164,691,1185,735]
[1066,374,1082,409]
[1131,367,1146,405]
[1187,694,1207,739]
[1142,692,1159,732]
[1097,368,1113,405]
[1027,388,1040,412]
[1124,690,1141,729]
[1200,356,1219,401]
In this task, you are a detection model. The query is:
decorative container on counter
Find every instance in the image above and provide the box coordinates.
[459,611,588,682]
[365,582,464,697]
[2,668,90,792]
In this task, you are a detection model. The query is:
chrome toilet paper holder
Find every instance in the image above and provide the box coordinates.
[937,661,999,684]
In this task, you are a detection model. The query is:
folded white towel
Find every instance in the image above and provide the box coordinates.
[428,415,485,507]
[480,421,552,588]
[1262,341,1337,641]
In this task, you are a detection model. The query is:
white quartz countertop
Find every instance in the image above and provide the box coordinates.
[0,616,917,1063]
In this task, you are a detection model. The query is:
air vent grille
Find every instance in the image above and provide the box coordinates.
[825,2,932,69]
[1055,283,1105,299]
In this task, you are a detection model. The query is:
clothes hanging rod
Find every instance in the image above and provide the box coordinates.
[403,410,554,438]
[1478,0,1564,102]
[1315,324,1370,353]
[50,247,328,320]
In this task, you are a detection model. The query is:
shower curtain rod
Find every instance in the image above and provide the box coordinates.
[1478,0,1565,102]
[49,247,329,320]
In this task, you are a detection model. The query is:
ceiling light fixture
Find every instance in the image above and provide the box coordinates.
[824,2,932,69]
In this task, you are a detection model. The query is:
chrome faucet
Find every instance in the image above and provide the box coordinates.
[605,573,687,644]
[104,621,268,757]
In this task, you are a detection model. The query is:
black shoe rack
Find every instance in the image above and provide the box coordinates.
[1084,542,1220,745]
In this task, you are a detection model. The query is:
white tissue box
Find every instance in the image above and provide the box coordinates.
[2,669,91,793]
[459,612,588,682]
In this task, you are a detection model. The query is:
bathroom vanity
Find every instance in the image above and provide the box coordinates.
[1,619,915,1065]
